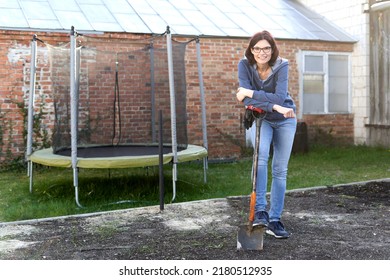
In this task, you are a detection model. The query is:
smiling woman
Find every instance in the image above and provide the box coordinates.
[236,30,297,239]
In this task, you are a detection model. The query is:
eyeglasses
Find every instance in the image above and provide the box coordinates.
[252,46,272,54]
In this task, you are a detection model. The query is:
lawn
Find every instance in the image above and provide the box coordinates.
[0,145,389,222]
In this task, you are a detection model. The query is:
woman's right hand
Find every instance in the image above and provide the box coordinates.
[236,87,254,102]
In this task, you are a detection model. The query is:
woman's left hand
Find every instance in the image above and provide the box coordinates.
[273,105,296,118]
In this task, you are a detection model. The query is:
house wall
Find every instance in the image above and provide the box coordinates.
[297,0,371,146]
[0,29,354,165]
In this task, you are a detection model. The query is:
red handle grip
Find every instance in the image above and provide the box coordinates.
[247,105,265,114]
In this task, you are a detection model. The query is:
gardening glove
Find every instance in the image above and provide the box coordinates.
[243,108,255,130]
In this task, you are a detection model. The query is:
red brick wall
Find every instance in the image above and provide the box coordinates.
[0,30,355,164]
[0,32,30,160]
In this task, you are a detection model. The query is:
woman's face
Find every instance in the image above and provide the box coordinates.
[251,39,272,65]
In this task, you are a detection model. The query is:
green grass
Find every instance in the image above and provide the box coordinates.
[0,145,389,222]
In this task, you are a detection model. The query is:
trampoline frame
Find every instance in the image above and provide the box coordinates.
[26,26,208,207]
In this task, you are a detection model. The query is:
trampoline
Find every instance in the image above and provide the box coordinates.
[26,26,208,207]
[30,145,207,169]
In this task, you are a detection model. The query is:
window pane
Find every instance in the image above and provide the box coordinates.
[329,55,349,112]
[329,92,348,112]
[329,55,348,76]
[303,74,324,113]
[305,55,323,72]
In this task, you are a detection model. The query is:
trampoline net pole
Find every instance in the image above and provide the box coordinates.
[26,35,37,177]
[196,38,208,153]
[166,26,178,201]
[150,44,156,143]
[70,27,81,207]
[196,38,209,182]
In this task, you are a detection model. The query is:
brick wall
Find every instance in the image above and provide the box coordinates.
[0,30,355,165]
[0,32,30,161]
[297,0,370,146]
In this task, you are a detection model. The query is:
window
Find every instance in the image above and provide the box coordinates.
[301,52,351,114]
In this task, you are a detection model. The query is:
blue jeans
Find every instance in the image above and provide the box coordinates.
[250,117,297,221]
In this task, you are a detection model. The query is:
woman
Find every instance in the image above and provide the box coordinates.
[236,30,296,239]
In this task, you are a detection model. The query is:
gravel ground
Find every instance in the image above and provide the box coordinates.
[0,179,389,260]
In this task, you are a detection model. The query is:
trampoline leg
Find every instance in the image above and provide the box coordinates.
[203,157,208,184]
[171,163,177,202]
[171,179,176,202]
[28,161,34,193]
[74,185,83,208]
[73,168,83,208]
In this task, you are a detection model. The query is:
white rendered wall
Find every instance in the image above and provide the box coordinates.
[298,0,370,145]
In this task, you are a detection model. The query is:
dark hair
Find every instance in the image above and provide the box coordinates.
[245,30,279,66]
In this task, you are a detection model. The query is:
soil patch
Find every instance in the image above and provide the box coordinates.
[0,179,389,260]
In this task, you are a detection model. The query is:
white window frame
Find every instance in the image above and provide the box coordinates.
[299,51,351,117]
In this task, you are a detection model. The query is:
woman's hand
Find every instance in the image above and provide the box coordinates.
[273,104,295,118]
[236,87,254,102]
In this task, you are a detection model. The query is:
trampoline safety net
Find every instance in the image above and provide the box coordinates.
[48,33,188,157]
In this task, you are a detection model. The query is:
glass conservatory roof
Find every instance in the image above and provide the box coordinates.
[0,0,356,42]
